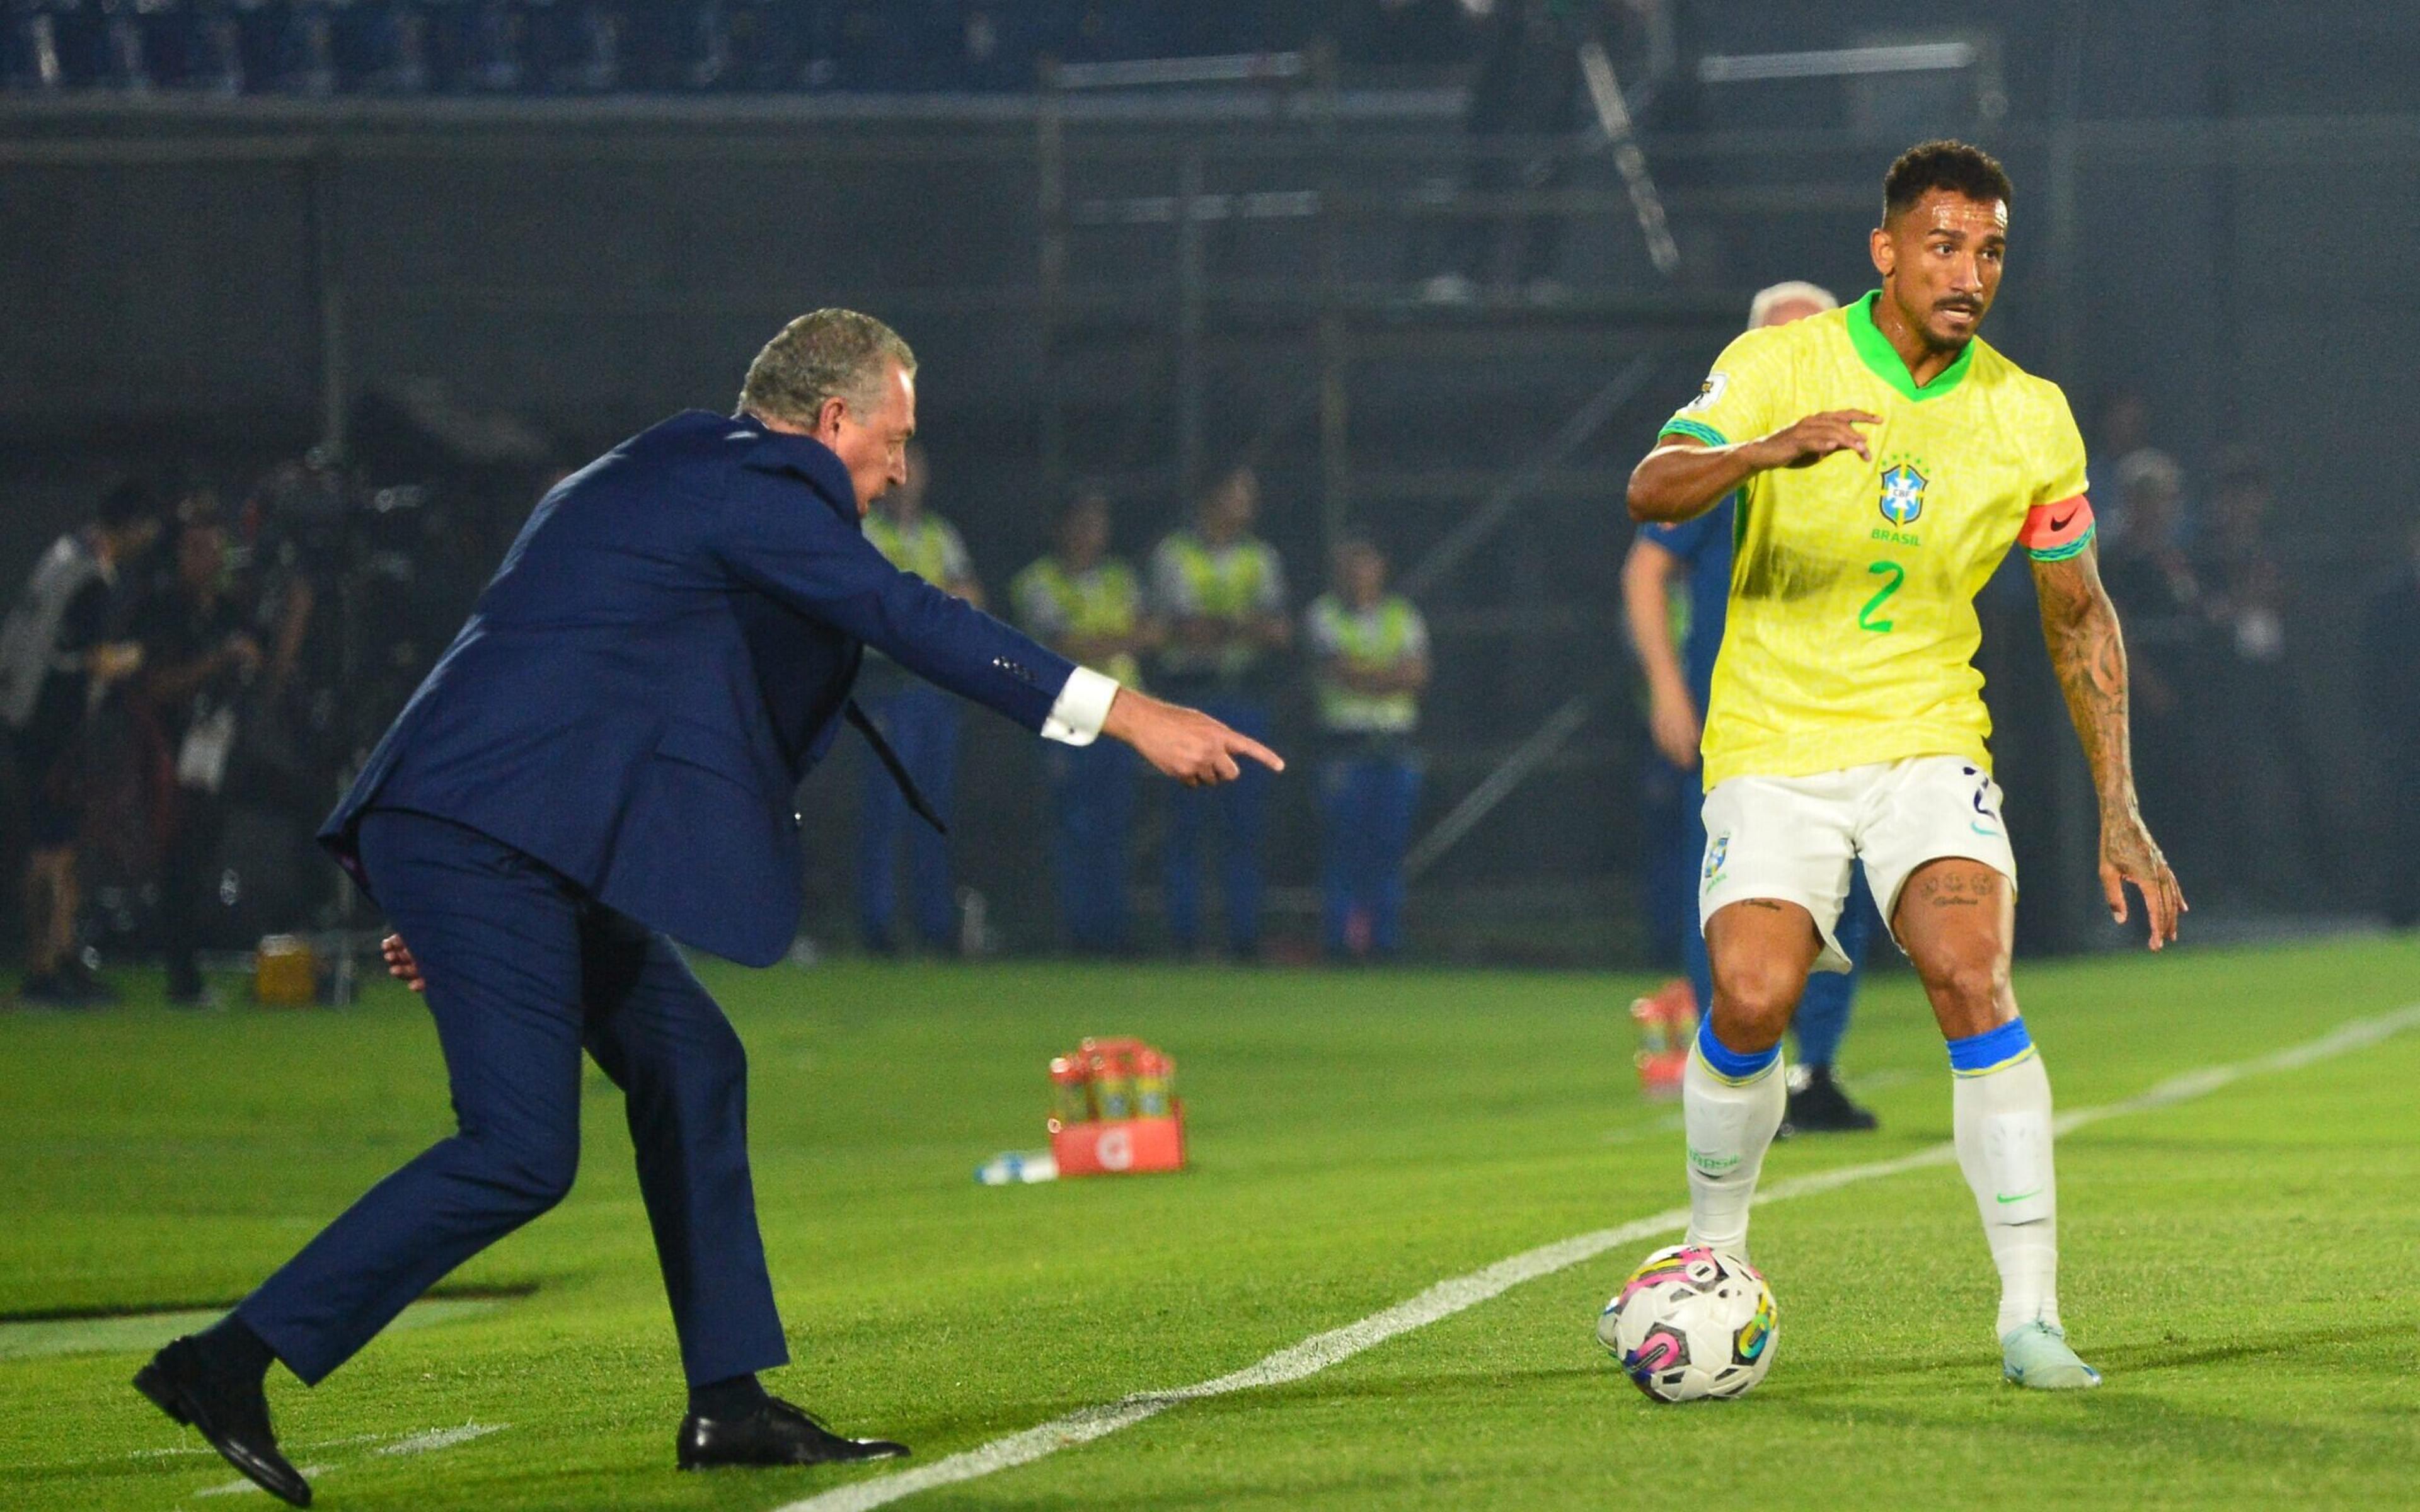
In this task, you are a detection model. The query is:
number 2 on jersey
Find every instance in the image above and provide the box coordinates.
[1859,561,1904,634]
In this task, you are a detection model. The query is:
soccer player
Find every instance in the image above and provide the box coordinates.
[1626,141,2184,1390]
[1622,280,1881,1134]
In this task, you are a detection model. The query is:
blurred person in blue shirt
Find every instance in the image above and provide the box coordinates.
[1620,280,1879,1134]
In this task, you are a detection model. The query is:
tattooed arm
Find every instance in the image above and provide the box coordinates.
[2032,544,2187,948]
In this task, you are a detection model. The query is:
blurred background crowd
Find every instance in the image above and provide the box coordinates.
[6,0,2416,994]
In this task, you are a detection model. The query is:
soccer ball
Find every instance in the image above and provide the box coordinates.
[1596,1244,1778,1402]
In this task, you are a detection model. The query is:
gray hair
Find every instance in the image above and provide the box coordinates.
[1748,280,1839,328]
[737,308,916,427]
[2116,447,2182,500]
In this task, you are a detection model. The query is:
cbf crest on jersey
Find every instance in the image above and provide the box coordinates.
[1879,461,1928,526]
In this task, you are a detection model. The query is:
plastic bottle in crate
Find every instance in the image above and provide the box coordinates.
[1088,1045,1136,1121]
[1134,1048,1173,1118]
[1049,1055,1093,1128]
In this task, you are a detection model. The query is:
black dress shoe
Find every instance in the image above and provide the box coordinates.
[134,1336,312,1507]
[1780,1063,1881,1137]
[677,1397,909,1470]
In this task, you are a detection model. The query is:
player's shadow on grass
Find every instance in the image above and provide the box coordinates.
[1747,1318,2404,1402]
[2089,1320,2407,1373]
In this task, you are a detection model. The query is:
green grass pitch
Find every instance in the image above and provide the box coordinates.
[4,936,2417,1509]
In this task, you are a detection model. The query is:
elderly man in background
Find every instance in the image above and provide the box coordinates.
[1,479,163,1006]
[1620,280,1880,1134]
[2096,449,2208,881]
[134,309,1279,1507]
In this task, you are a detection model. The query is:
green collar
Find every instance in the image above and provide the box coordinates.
[1847,289,1975,402]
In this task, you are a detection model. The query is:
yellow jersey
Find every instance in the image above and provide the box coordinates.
[1660,291,2092,789]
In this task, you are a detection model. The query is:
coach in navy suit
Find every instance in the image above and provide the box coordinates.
[135,311,1281,1506]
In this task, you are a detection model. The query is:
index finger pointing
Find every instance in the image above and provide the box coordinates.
[1230,733,1285,773]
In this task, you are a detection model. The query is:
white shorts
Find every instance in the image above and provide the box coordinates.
[1698,755,2017,974]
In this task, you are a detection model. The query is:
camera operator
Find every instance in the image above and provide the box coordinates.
[130,496,262,1007]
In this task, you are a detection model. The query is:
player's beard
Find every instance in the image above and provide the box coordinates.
[1925,299,1985,352]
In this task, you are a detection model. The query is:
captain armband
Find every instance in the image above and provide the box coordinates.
[2018,495,2095,562]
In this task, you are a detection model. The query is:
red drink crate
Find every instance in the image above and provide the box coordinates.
[1049,1105,1186,1176]
[1047,1036,1187,1177]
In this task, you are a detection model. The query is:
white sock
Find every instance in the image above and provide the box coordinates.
[1681,1038,1786,1259]
[1953,1049,2061,1339]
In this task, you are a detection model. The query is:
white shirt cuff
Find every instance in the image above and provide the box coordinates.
[1040,665,1119,747]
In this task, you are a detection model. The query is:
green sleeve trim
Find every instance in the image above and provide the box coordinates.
[2025,522,2097,563]
[1659,418,1728,447]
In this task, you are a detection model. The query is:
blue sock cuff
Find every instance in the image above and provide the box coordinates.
[1946,1017,2035,1075]
[1696,1015,1781,1082]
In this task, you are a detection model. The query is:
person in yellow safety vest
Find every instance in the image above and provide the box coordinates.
[856,444,986,954]
[1148,465,1292,958]
[1011,491,1160,953]
[1305,537,1430,959]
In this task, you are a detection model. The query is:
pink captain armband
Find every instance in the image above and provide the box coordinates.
[2017,495,2096,561]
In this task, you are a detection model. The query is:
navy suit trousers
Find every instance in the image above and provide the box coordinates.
[238,809,788,1388]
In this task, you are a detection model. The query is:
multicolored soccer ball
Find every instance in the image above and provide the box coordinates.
[1596,1244,1778,1402]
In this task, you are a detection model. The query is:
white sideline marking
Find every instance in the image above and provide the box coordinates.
[177,1423,507,1502]
[193,1465,332,1498]
[377,1421,509,1457]
[773,1002,2420,1512]
[134,1428,411,1462]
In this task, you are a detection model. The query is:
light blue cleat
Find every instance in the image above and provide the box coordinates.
[2002,1321,2102,1390]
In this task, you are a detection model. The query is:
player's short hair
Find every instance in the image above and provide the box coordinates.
[1748,280,1838,328]
[738,308,916,427]
[1882,140,2013,222]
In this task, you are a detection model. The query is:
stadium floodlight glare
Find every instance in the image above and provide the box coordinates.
[1697,42,1978,84]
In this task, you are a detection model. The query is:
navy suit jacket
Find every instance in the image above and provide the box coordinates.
[322,410,1078,966]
